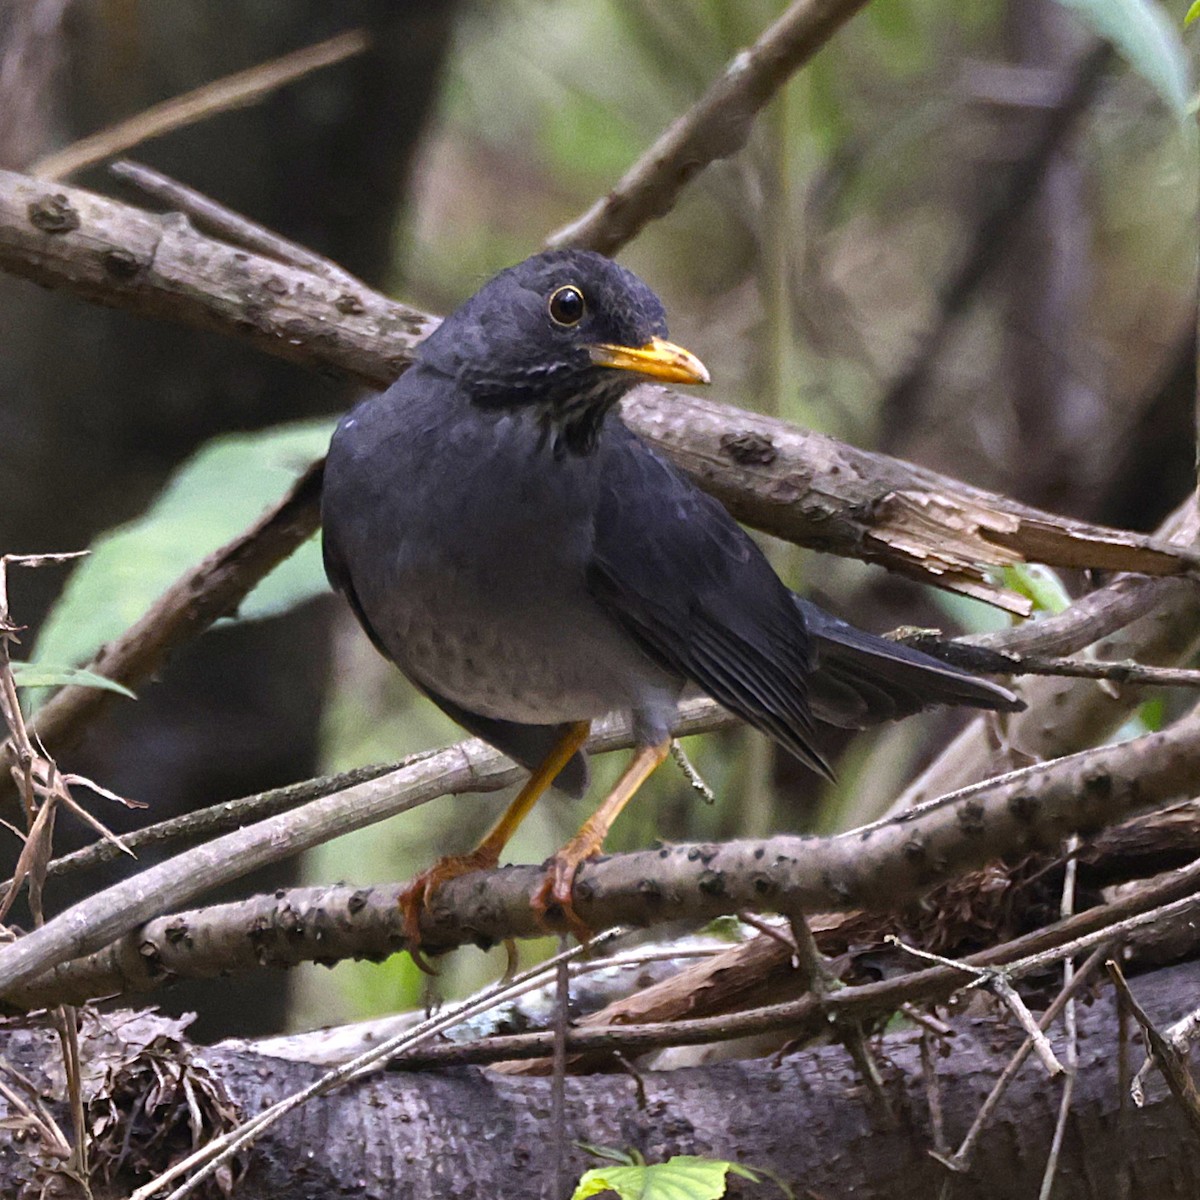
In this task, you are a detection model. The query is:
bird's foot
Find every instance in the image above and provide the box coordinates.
[532,842,600,943]
[398,847,499,972]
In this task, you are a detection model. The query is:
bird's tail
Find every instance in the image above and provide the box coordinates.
[796,598,1024,730]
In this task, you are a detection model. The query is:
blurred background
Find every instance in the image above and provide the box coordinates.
[0,0,1196,1037]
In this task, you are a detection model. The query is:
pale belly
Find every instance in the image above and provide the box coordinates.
[388,590,682,727]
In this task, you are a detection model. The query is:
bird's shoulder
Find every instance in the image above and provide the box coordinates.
[328,366,465,462]
[590,419,770,599]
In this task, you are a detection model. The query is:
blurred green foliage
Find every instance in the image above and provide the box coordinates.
[29,418,334,706]
[10,664,135,699]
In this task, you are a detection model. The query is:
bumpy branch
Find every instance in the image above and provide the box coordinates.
[0,167,1194,615]
[6,704,1200,1010]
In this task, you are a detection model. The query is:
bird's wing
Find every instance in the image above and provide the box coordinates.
[798,600,1023,728]
[586,425,831,778]
[322,521,589,797]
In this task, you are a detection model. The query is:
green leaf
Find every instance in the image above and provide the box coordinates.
[571,1156,760,1200]
[1137,695,1167,731]
[1054,0,1190,115]
[1115,694,1167,741]
[1000,563,1072,615]
[9,663,136,699]
[33,418,336,679]
[1186,1,1200,27]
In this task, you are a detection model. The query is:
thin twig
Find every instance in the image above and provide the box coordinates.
[0,557,96,1189]
[738,912,797,959]
[784,912,896,1120]
[0,1059,71,1158]
[901,1004,953,1039]
[547,0,872,255]
[111,159,374,290]
[789,913,836,993]
[1038,835,1080,1200]
[6,756,424,891]
[841,1022,896,1125]
[30,30,369,181]
[1133,1000,1200,1099]
[989,976,1064,1077]
[903,634,1200,691]
[1108,959,1200,1143]
[669,738,715,803]
[887,936,1062,1074]
[552,934,571,1200]
[52,1005,87,1184]
[931,943,1109,1177]
[920,1031,950,1158]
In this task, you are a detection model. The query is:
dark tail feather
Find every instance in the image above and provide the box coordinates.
[796,599,1024,730]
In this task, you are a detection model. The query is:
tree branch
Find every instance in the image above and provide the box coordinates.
[4,163,1200,1010]
[21,758,420,887]
[545,0,872,255]
[1,161,1193,803]
[895,498,1200,810]
[7,704,1200,1011]
[1,165,1195,615]
[29,31,370,182]
[0,704,728,1004]
[9,962,1200,1198]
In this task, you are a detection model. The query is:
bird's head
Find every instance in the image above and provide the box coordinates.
[416,249,709,454]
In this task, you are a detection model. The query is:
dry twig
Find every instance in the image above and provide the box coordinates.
[547,0,872,254]
[931,943,1109,1180]
[29,30,369,181]
[1037,835,1080,1200]
[1108,959,1200,1143]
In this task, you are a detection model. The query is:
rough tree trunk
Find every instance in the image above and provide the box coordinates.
[4,958,1200,1199]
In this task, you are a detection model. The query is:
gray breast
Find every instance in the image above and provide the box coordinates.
[325,378,685,740]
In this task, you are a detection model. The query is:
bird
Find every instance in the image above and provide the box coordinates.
[321,248,1022,944]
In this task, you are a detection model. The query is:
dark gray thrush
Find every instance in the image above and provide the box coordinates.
[321,249,1022,941]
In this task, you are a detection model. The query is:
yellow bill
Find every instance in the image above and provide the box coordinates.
[587,336,710,386]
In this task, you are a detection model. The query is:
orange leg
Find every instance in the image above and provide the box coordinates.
[399,721,591,961]
[533,737,671,939]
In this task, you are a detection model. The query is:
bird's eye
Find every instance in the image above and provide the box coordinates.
[548,285,586,327]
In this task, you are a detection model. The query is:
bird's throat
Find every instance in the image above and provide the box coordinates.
[539,392,619,458]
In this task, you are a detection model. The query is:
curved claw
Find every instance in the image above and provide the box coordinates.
[530,738,669,942]
[397,877,440,975]
[532,853,595,943]
[398,848,499,972]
